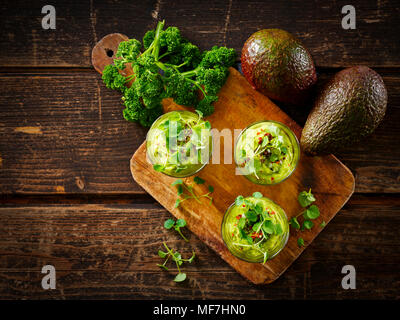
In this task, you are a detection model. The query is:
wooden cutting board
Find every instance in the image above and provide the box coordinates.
[92,34,355,284]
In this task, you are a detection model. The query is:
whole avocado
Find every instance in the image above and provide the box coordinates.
[241,29,317,105]
[301,66,387,155]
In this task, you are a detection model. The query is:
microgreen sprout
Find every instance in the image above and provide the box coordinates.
[193,176,205,184]
[171,176,214,208]
[164,218,189,242]
[298,188,316,207]
[157,242,195,282]
[289,188,322,246]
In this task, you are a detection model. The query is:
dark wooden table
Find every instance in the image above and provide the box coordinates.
[0,0,399,299]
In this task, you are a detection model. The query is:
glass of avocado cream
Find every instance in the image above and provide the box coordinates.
[146,110,212,177]
[221,193,289,263]
[234,120,300,185]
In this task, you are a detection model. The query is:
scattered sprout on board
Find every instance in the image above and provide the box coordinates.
[171,176,213,208]
[289,188,325,246]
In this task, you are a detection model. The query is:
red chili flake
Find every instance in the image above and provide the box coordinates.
[242,204,246,207]
[270,211,276,215]
[232,233,234,237]
[236,215,241,220]
[271,177,275,181]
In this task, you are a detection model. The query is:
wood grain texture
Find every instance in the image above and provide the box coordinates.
[0,0,399,67]
[0,72,399,194]
[0,73,147,194]
[0,0,157,67]
[0,0,398,301]
[130,67,355,284]
[0,195,398,299]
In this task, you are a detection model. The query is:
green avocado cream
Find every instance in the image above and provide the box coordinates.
[235,120,300,184]
[222,193,289,263]
[146,111,212,177]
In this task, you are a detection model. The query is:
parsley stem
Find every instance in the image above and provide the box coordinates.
[155,61,168,71]
[164,61,188,69]
[125,75,135,82]
[185,78,207,97]
[152,20,165,60]
[158,51,171,60]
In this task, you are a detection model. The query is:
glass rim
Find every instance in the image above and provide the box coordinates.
[146,110,213,178]
[234,119,301,185]
[221,195,289,263]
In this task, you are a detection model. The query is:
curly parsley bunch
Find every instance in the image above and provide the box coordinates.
[102,20,236,127]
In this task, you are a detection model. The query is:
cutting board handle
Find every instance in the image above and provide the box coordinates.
[91,33,129,74]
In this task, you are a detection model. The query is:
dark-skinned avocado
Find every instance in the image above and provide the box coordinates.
[301,66,387,155]
[241,29,317,105]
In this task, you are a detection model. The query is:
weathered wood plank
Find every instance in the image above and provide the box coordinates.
[0,72,398,194]
[0,73,147,194]
[0,0,399,67]
[222,0,400,67]
[0,0,157,67]
[0,195,398,299]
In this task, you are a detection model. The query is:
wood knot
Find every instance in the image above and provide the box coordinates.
[75,176,85,190]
